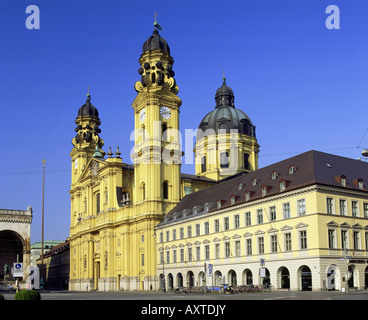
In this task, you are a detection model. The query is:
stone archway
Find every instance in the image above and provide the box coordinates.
[187,271,194,288]
[214,270,222,286]
[242,269,253,285]
[159,273,165,291]
[299,265,312,291]
[278,267,290,289]
[326,264,340,291]
[167,273,174,290]
[198,271,206,286]
[0,230,25,280]
[228,269,237,286]
[177,273,183,288]
[0,207,32,282]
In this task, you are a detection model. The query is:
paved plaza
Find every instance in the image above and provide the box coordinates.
[2,289,368,300]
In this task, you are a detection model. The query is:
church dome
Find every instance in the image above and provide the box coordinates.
[197,78,256,139]
[142,29,170,54]
[78,94,99,118]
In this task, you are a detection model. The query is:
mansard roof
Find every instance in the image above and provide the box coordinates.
[158,150,368,226]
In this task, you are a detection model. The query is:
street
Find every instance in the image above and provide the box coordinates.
[2,289,368,300]
[3,290,365,319]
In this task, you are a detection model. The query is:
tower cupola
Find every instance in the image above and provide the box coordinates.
[134,21,178,94]
[194,77,260,181]
[142,29,170,54]
[215,77,235,108]
[72,92,104,150]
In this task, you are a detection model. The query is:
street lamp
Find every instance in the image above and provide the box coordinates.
[40,159,46,290]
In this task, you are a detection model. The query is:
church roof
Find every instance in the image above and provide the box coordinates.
[158,150,368,226]
[142,29,170,54]
[197,78,256,138]
[78,94,99,118]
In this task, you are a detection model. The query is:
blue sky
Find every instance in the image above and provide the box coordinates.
[1,0,368,244]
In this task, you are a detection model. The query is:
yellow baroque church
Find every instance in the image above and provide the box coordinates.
[69,24,368,293]
[69,26,259,291]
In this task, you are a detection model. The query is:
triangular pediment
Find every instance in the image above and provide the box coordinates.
[280,225,293,231]
[340,222,351,229]
[295,222,308,228]
[79,157,107,182]
[353,223,363,229]
[243,232,253,237]
[327,221,339,227]
[267,227,278,233]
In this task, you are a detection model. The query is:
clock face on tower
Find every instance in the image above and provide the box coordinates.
[160,106,171,120]
[139,108,146,121]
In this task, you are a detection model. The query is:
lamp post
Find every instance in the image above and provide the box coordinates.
[40,159,46,290]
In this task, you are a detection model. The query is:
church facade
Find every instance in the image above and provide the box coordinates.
[69,25,368,292]
[68,27,257,291]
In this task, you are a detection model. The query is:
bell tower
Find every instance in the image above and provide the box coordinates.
[70,92,104,186]
[131,22,182,216]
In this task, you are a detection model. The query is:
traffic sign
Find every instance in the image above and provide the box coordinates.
[207,263,213,277]
[13,262,23,277]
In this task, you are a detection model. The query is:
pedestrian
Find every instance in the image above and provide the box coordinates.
[9,284,12,292]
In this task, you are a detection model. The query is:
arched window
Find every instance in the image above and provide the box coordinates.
[271,171,278,180]
[162,122,168,141]
[141,182,145,201]
[220,152,229,168]
[244,154,249,170]
[96,193,100,214]
[289,165,296,174]
[201,156,206,173]
[163,181,169,199]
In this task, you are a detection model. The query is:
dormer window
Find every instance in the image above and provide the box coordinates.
[280,180,286,192]
[262,186,267,197]
[289,166,296,174]
[231,196,235,205]
[358,179,364,190]
[252,178,258,186]
[245,191,250,201]
[340,175,346,187]
[193,206,201,214]
[238,183,244,191]
[217,200,222,209]
[271,171,278,180]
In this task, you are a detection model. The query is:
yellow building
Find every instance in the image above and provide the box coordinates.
[70,23,368,293]
[156,150,368,291]
[68,27,218,291]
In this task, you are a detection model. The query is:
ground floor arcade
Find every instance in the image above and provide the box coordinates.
[158,257,368,292]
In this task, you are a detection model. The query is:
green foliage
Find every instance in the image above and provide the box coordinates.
[0,294,4,300]
[14,290,41,300]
